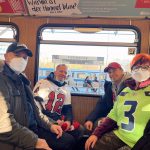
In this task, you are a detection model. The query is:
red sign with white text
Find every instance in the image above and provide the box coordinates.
[135,0,150,8]
[0,0,27,14]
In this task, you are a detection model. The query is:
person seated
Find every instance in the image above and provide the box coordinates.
[93,76,99,82]
[33,64,83,142]
[84,62,131,132]
[66,74,79,92]
[0,42,75,150]
[85,53,150,150]
[84,76,93,88]
[91,76,99,92]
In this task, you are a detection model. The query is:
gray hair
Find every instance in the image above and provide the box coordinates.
[55,64,68,71]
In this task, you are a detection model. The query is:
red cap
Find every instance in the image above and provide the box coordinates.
[130,53,150,69]
[104,62,122,72]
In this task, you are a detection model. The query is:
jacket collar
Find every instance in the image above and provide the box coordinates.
[138,79,150,89]
[125,78,150,90]
[47,72,66,87]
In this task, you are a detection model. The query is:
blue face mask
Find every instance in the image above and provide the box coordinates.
[58,80,64,85]
[55,77,64,84]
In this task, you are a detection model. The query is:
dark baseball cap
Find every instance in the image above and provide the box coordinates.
[104,62,122,72]
[6,42,33,57]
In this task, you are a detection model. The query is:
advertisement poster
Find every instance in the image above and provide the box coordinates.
[26,0,150,17]
[0,0,149,17]
[135,0,150,8]
[0,0,27,14]
[26,0,81,16]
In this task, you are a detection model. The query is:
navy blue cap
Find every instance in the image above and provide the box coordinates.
[6,42,32,57]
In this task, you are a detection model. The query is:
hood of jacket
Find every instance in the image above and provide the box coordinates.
[122,72,131,82]
[112,72,131,95]
[125,78,150,90]
[112,72,131,86]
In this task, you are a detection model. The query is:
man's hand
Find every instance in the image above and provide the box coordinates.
[84,121,93,131]
[85,135,98,150]
[35,138,52,150]
[50,124,63,139]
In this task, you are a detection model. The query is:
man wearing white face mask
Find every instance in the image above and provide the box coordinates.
[0,42,76,150]
[4,43,31,74]
[85,53,150,150]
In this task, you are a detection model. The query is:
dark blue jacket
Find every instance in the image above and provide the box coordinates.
[0,64,53,150]
[85,80,113,122]
[85,80,128,123]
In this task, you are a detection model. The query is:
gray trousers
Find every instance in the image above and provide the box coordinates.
[0,141,23,150]
[92,131,131,150]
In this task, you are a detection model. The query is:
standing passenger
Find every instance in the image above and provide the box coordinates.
[0,42,75,150]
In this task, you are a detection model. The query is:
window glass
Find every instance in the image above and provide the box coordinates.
[38,27,139,96]
[0,25,17,60]
[42,28,136,43]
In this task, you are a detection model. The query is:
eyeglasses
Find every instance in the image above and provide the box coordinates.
[132,65,150,72]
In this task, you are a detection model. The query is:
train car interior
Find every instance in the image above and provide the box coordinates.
[0,1,150,149]
[0,0,149,124]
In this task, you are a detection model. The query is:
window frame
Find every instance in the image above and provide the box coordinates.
[0,22,19,60]
[35,24,141,96]
[0,23,19,42]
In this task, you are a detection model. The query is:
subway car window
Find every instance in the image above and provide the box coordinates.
[37,27,139,96]
[0,25,17,60]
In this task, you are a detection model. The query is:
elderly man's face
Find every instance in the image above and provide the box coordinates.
[54,65,68,82]
[108,68,124,83]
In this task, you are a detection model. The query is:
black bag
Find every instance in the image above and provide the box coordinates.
[132,120,150,150]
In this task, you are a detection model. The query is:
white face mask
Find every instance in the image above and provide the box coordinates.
[131,68,150,82]
[8,57,28,74]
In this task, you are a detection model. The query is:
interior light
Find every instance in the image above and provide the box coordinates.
[74,28,102,33]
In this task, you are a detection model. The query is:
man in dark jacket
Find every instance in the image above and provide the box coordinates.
[84,62,131,131]
[0,42,75,150]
